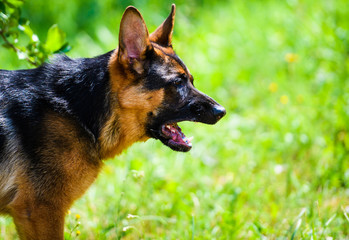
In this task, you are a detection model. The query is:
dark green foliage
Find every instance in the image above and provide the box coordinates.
[0,0,69,66]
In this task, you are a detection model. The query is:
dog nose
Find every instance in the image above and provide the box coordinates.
[212,105,226,120]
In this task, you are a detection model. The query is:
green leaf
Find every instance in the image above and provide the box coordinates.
[45,24,66,53]
[8,13,19,28]
[18,24,33,38]
[0,2,6,13]
[18,17,28,25]
[56,42,71,53]
[5,0,24,8]
[0,12,9,21]
[6,30,19,39]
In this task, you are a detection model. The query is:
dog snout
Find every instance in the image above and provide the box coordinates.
[212,104,226,121]
[189,101,204,115]
[188,92,226,124]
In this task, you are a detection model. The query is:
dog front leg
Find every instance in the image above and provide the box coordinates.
[10,202,65,240]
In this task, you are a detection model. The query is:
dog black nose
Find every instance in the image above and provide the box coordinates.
[212,105,226,120]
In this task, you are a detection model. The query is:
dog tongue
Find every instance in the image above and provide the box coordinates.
[162,123,192,147]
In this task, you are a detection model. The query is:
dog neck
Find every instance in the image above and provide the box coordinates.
[98,49,155,159]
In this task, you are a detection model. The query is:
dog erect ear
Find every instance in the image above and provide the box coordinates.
[119,6,151,61]
[149,4,176,47]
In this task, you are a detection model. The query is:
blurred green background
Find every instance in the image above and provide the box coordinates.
[1,0,349,239]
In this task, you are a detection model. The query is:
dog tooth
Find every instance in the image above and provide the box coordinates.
[187,136,194,142]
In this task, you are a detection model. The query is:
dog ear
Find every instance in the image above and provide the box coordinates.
[149,4,176,47]
[119,6,151,61]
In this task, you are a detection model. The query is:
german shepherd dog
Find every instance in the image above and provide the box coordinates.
[0,4,225,239]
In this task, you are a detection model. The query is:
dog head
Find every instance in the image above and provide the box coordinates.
[106,5,225,155]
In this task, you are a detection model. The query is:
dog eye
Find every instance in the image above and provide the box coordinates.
[173,78,184,86]
[172,74,188,86]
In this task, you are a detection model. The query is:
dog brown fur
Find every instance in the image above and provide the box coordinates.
[7,111,102,239]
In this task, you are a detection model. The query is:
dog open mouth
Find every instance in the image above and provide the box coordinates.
[160,122,193,152]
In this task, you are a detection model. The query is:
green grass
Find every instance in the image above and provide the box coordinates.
[1,0,349,239]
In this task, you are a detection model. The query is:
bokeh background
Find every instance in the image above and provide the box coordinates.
[1,0,349,239]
